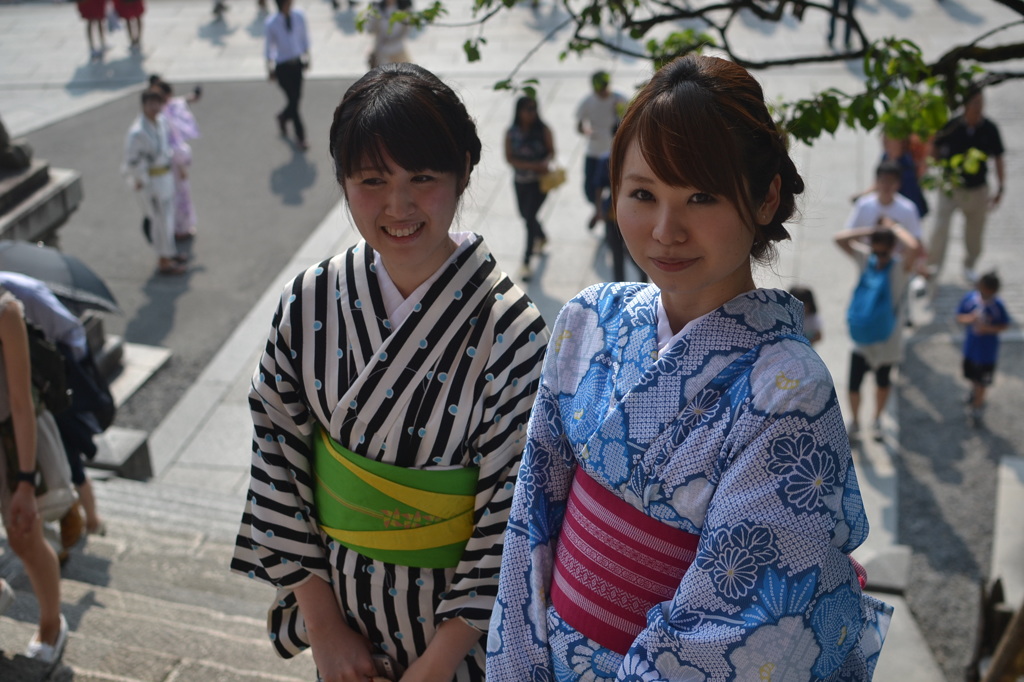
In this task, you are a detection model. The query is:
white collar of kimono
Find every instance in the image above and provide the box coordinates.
[655,293,711,356]
[375,231,478,328]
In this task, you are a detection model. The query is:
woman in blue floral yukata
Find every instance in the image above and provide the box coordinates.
[487,54,893,681]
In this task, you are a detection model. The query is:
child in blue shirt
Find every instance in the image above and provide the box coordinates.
[956,271,1011,426]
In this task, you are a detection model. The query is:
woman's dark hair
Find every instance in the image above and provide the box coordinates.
[789,286,817,315]
[610,54,805,264]
[512,96,547,137]
[330,63,482,196]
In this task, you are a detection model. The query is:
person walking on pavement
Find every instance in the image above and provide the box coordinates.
[367,0,413,68]
[265,0,310,151]
[0,287,68,664]
[75,0,108,61]
[112,0,145,52]
[827,0,857,49]
[505,95,555,281]
[956,271,1011,428]
[835,221,921,442]
[123,90,186,276]
[575,70,627,231]
[232,63,548,682]
[927,85,1006,284]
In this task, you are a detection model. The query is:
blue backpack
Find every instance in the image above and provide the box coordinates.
[847,255,896,345]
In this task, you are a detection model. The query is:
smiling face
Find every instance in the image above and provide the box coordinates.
[617,142,778,332]
[343,150,461,297]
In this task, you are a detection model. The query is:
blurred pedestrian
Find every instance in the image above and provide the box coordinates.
[790,285,823,345]
[232,62,548,681]
[75,0,108,61]
[367,0,412,68]
[123,90,186,276]
[0,286,67,664]
[835,222,921,442]
[928,85,1006,284]
[845,160,922,241]
[0,272,109,551]
[575,70,627,230]
[112,0,144,52]
[827,0,857,49]
[150,75,202,242]
[956,271,1011,427]
[505,95,554,281]
[592,152,645,283]
[265,0,311,150]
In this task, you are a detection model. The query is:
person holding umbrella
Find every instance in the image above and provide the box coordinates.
[123,90,186,275]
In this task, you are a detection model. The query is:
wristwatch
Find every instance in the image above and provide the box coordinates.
[15,469,38,486]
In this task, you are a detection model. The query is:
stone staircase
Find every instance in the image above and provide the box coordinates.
[0,159,82,245]
[0,476,318,681]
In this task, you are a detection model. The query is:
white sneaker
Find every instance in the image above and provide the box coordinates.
[0,579,14,616]
[518,264,532,281]
[25,614,68,665]
[871,419,884,442]
[846,422,860,441]
[910,275,928,298]
[963,267,978,284]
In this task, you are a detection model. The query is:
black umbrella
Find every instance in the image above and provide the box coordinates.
[0,241,121,314]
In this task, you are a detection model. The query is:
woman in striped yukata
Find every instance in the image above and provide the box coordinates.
[487,55,892,681]
[232,63,549,682]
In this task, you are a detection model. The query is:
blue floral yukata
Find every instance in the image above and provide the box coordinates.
[487,284,892,681]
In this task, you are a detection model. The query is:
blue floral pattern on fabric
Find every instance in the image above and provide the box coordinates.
[487,285,893,681]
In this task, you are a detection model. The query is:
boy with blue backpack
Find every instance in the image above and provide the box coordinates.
[835,220,922,442]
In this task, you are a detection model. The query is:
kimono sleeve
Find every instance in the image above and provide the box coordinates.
[122,126,148,187]
[621,341,893,681]
[487,303,583,679]
[231,281,332,614]
[437,302,550,631]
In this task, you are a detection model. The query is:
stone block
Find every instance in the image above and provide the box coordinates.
[89,426,152,481]
[0,166,82,244]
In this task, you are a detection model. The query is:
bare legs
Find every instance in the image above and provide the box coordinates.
[85,19,106,60]
[6,518,62,646]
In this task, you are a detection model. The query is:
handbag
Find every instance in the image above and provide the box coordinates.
[2,410,79,522]
[539,165,567,193]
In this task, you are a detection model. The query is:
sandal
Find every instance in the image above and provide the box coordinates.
[157,262,187,276]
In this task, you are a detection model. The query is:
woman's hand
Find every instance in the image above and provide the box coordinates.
[398,617,480,682]
[8,483,39,537]
[309,624,377,682]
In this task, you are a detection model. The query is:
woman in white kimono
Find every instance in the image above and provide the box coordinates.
[488,55,892,681]
[232,63,549,682]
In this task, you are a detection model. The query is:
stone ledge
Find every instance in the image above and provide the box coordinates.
[0,166,82,245]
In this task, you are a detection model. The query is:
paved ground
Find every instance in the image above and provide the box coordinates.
[2,0,1024,679]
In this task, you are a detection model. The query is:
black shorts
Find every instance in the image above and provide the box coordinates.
[849,352,892,392]
[963,359,996,386]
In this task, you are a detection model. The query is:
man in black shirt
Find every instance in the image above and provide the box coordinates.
[927,87,1006,283]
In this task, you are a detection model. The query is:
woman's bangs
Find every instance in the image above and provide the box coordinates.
[634,90,741,200]
[344,97,460,176]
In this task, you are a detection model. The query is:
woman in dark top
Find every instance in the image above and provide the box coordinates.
[505,96,555,281]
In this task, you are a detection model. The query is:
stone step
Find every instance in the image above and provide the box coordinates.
[0,575,316,681]
[0,477,316,680]
[0,159,49,217]
[0,165,82,245]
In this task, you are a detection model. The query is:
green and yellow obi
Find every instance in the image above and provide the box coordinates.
[313,427,478,569]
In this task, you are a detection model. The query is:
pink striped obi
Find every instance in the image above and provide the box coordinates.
[550,466,700,655]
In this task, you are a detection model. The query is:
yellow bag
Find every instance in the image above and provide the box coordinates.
[540,166,567,193]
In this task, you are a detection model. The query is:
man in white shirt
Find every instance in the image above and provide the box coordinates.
[265,0,310,150]
[845,160,922,240]
[123,91,183,275]
[576,71,628,230]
